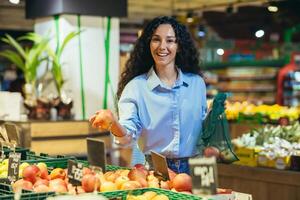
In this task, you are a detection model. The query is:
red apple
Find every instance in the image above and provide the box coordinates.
[128,168,146,181]
[160,180,170,190]
[203,146,220,158]
[33,178,49,187]
[12,179,33,192]
[22,165,41,184]
[50,168,66,180]
[82,167,94,175]
[104,171,118,182]
[172,173,192,192]
[134,163,146,170]
[81,174,100,192]
[37,163,49,180]
[49,178,67,193]
[33,184,50,193]
[120,181,141,190]
[168,168,177,181]
[49,184,67,193]
[49,178,67,188]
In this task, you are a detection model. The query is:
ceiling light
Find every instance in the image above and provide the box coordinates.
[198,25,206,38]
[268,6,278,12]
[9,0,20,4]
[255,30,265,38]
[216,48,224,56]
[186,12,194,23]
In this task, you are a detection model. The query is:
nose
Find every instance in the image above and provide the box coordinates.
[158,39,167,50]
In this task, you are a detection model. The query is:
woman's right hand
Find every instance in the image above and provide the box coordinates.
[89,109,116,131]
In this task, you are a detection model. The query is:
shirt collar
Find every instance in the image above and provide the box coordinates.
[147,67,189,91]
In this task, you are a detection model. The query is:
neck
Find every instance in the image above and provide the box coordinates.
[155,64,178,87]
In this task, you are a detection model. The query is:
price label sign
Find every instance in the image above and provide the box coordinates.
[87,138,106,173]
[150,151,169,180]
[7,152,21,184]
[67,160,84,186]
[4,123,19,145]
[189,157,218,195]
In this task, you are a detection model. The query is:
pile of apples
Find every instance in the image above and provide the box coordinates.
[11,163,193,195]
[84,164,193,194]
[12,163,75,194]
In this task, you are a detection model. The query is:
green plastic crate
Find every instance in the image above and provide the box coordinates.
[0,182,55,200]
[101,188,202,200]
[2,147,30,160]
[0,191,56,200]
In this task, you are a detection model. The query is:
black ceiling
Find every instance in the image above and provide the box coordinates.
[202,0,300,42]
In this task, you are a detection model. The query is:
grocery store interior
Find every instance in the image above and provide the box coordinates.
[0,0,300,199]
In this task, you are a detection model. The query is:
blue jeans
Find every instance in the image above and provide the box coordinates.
[145,155,190,174]
[166,158,190,174]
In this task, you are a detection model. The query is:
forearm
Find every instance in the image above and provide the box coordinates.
[110,120,132,145]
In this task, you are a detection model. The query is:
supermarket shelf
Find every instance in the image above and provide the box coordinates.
[218,74,276,81]
[218,87,276,93]
[203,58,286,69]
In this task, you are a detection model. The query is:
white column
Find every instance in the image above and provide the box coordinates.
[34,15,120,120]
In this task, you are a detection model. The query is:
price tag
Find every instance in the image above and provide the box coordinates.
[4,123,19,145]
[150,151,169,180]
[189,157,218,195]
[67,160,84,186]
[7,152,21,184]
[87,138,106,173]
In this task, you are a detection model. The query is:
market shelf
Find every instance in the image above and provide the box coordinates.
[218,74,276,81]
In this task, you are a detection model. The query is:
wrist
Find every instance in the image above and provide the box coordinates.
[109,121,126,138]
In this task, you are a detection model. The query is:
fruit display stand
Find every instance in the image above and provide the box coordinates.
[217,163,300,200]
[101,188,202,200]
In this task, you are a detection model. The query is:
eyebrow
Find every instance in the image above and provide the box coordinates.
[152,35,176,38]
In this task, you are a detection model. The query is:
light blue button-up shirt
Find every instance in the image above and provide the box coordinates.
[118,67,207,158]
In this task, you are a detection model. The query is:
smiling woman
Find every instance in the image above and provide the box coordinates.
[150,24,178,87]
[90,16,206,174]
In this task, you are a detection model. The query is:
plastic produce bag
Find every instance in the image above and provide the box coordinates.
[198,93,239,163]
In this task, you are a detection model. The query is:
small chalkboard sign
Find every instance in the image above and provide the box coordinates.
[67,160,84,186]
[189,157,218,195]
[87,138,106,173]
[4,123,19,145]
[150,151,169,180]
[7,152,21,184]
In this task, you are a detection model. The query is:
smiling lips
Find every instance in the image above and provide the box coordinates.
[157,53,168,57]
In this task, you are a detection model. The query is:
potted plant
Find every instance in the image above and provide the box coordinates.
[0,33,50,119]
[47,31,80,119]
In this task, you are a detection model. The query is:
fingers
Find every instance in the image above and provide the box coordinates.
[89,115,96,123]
[89,109,115,130]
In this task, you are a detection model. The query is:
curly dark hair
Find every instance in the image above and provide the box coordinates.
[117,16,201,99]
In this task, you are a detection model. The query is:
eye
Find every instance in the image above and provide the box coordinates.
[167,39,176,43]
[151,37,160,42]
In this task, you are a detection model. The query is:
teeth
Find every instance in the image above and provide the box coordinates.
[157,53,168,56]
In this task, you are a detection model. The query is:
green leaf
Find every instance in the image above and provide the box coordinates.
[57,31,81,58]
[0,50,25,71]
[1,34,26,59]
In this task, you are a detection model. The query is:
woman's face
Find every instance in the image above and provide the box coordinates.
[150,24,178,68]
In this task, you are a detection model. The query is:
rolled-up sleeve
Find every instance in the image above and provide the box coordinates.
[201,78,207,121]
[115,82,142,146]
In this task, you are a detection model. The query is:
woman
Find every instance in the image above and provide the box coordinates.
[90,16,207,174]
